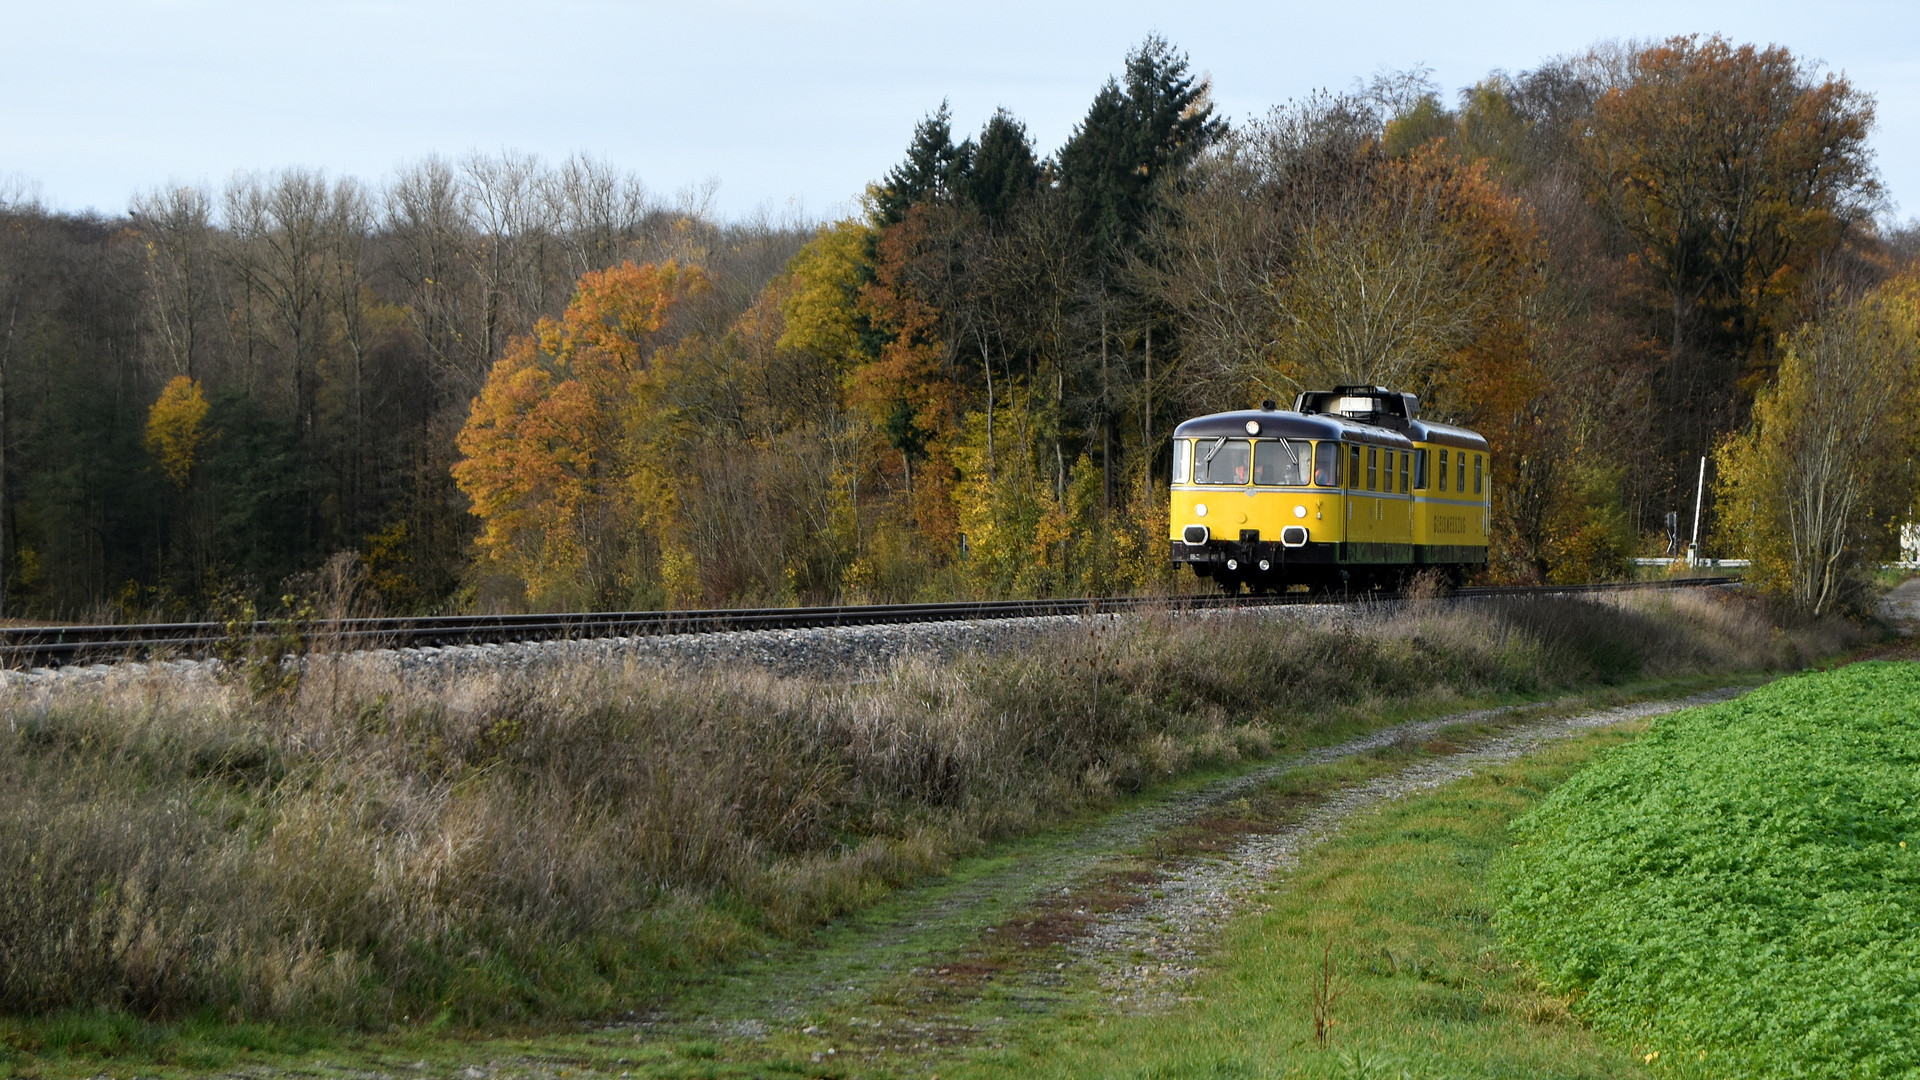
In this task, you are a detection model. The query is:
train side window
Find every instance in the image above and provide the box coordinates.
[1194,438,1251,485]
[1474,454,1484,494]
[1457,452,1468,493]
[1348,445,1362,489]
[1438,449,1449,492]
[1414,449,1428,490]
[1366,446,1377,491]
[1399,450,1410,493]
[1313,440,1341,486]
[1171,440,1190,484]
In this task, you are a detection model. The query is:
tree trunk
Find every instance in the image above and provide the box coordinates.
[1100,312,1110,508]
[981,335,995,479]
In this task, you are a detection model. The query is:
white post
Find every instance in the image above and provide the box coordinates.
[1688,455,1706,567]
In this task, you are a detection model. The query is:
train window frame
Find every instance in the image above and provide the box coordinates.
[1438,449,1449,492]
[1348,444,1362,490]
[1399,450,1410,493]
[1474,454,1483,494]
[1253,439,1312,486]
[1414,448,1428,490]
[1457,453,1468,493]
[1171,440,1190,484]
[1313,440,1341,487]
[1193,438,1252,485]
[1366,446,1378,491]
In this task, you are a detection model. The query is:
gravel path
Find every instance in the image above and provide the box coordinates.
[1882,577,1920,632]
[1072,687,1748,1010]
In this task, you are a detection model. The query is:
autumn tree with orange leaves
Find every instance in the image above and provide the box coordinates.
[454,260,707,607]
[1580,35,1880,471]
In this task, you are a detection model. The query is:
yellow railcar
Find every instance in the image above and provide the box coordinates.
[1168,386,1489,593]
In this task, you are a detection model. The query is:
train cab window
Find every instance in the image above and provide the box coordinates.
[1438,449,1449,492]
[1414,449,1428,490]
[1171,440,1190,484]
[1348,445,1362,489]
[1313,441,1341,487]
[1399,451,1410,493]
[1457,453,1468,493]
[1194,438,1251,485]
[1254,439,1312,485]
[1474,454,1484,494]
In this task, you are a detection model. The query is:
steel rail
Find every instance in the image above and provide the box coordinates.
[0,576,1739,670]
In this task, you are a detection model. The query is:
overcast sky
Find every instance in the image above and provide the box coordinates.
[4,0,1917,223]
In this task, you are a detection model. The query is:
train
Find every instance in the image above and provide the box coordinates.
[1168,386,1490,593]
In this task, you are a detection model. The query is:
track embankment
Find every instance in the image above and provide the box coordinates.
[0,577,1737,670]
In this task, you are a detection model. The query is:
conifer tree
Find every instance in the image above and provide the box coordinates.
[874,102,969,225]
[1057,35,1225,258]
[957,109,1041,223]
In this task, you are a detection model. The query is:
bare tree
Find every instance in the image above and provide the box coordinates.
[224,168,338,437]
[462,151,562,362]
[326,177,380,535]
[386,155,480,397]
[546,153,651,280]
[131,184,222,380]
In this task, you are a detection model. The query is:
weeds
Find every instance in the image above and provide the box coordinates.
[0,588,1858,1031]
[1311,943,1342,1049]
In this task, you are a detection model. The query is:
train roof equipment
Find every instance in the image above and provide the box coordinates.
[1172,386,1486,452]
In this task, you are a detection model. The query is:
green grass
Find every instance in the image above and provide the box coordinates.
[942,717,1666,1080]
[1496,661,1920,1079]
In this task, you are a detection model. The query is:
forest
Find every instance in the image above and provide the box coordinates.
[0,33,1910,619]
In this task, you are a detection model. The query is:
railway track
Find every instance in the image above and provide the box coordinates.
[0,577,1738,670]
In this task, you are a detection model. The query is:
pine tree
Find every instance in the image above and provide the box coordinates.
[874,102,969,225]
[957,109,1041,223]
[1057,36,1225,258]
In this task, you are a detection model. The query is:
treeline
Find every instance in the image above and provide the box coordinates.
[0,160,805,616]
[0,34,1910,618]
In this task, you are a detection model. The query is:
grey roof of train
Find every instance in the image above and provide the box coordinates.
[1172,409,1488,451]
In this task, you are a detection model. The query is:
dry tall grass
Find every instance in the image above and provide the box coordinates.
[0,589,1856,1027]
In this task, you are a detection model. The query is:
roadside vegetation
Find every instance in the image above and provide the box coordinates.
[1496,661,1920,1078]
[0,589,1852,1063]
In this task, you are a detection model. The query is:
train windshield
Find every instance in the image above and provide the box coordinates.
[1194,438,1251,485]
[1253,440,1312,485]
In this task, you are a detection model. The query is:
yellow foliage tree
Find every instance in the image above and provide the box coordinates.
[453,260,707,607]
[144,375,211,488]
[1714,280,1920,614]
[778,219,878,371]
[952,390,1066,597]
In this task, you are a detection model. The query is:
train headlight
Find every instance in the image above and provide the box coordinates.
[1294,505,1307,518]
[1195,503,1208,516]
